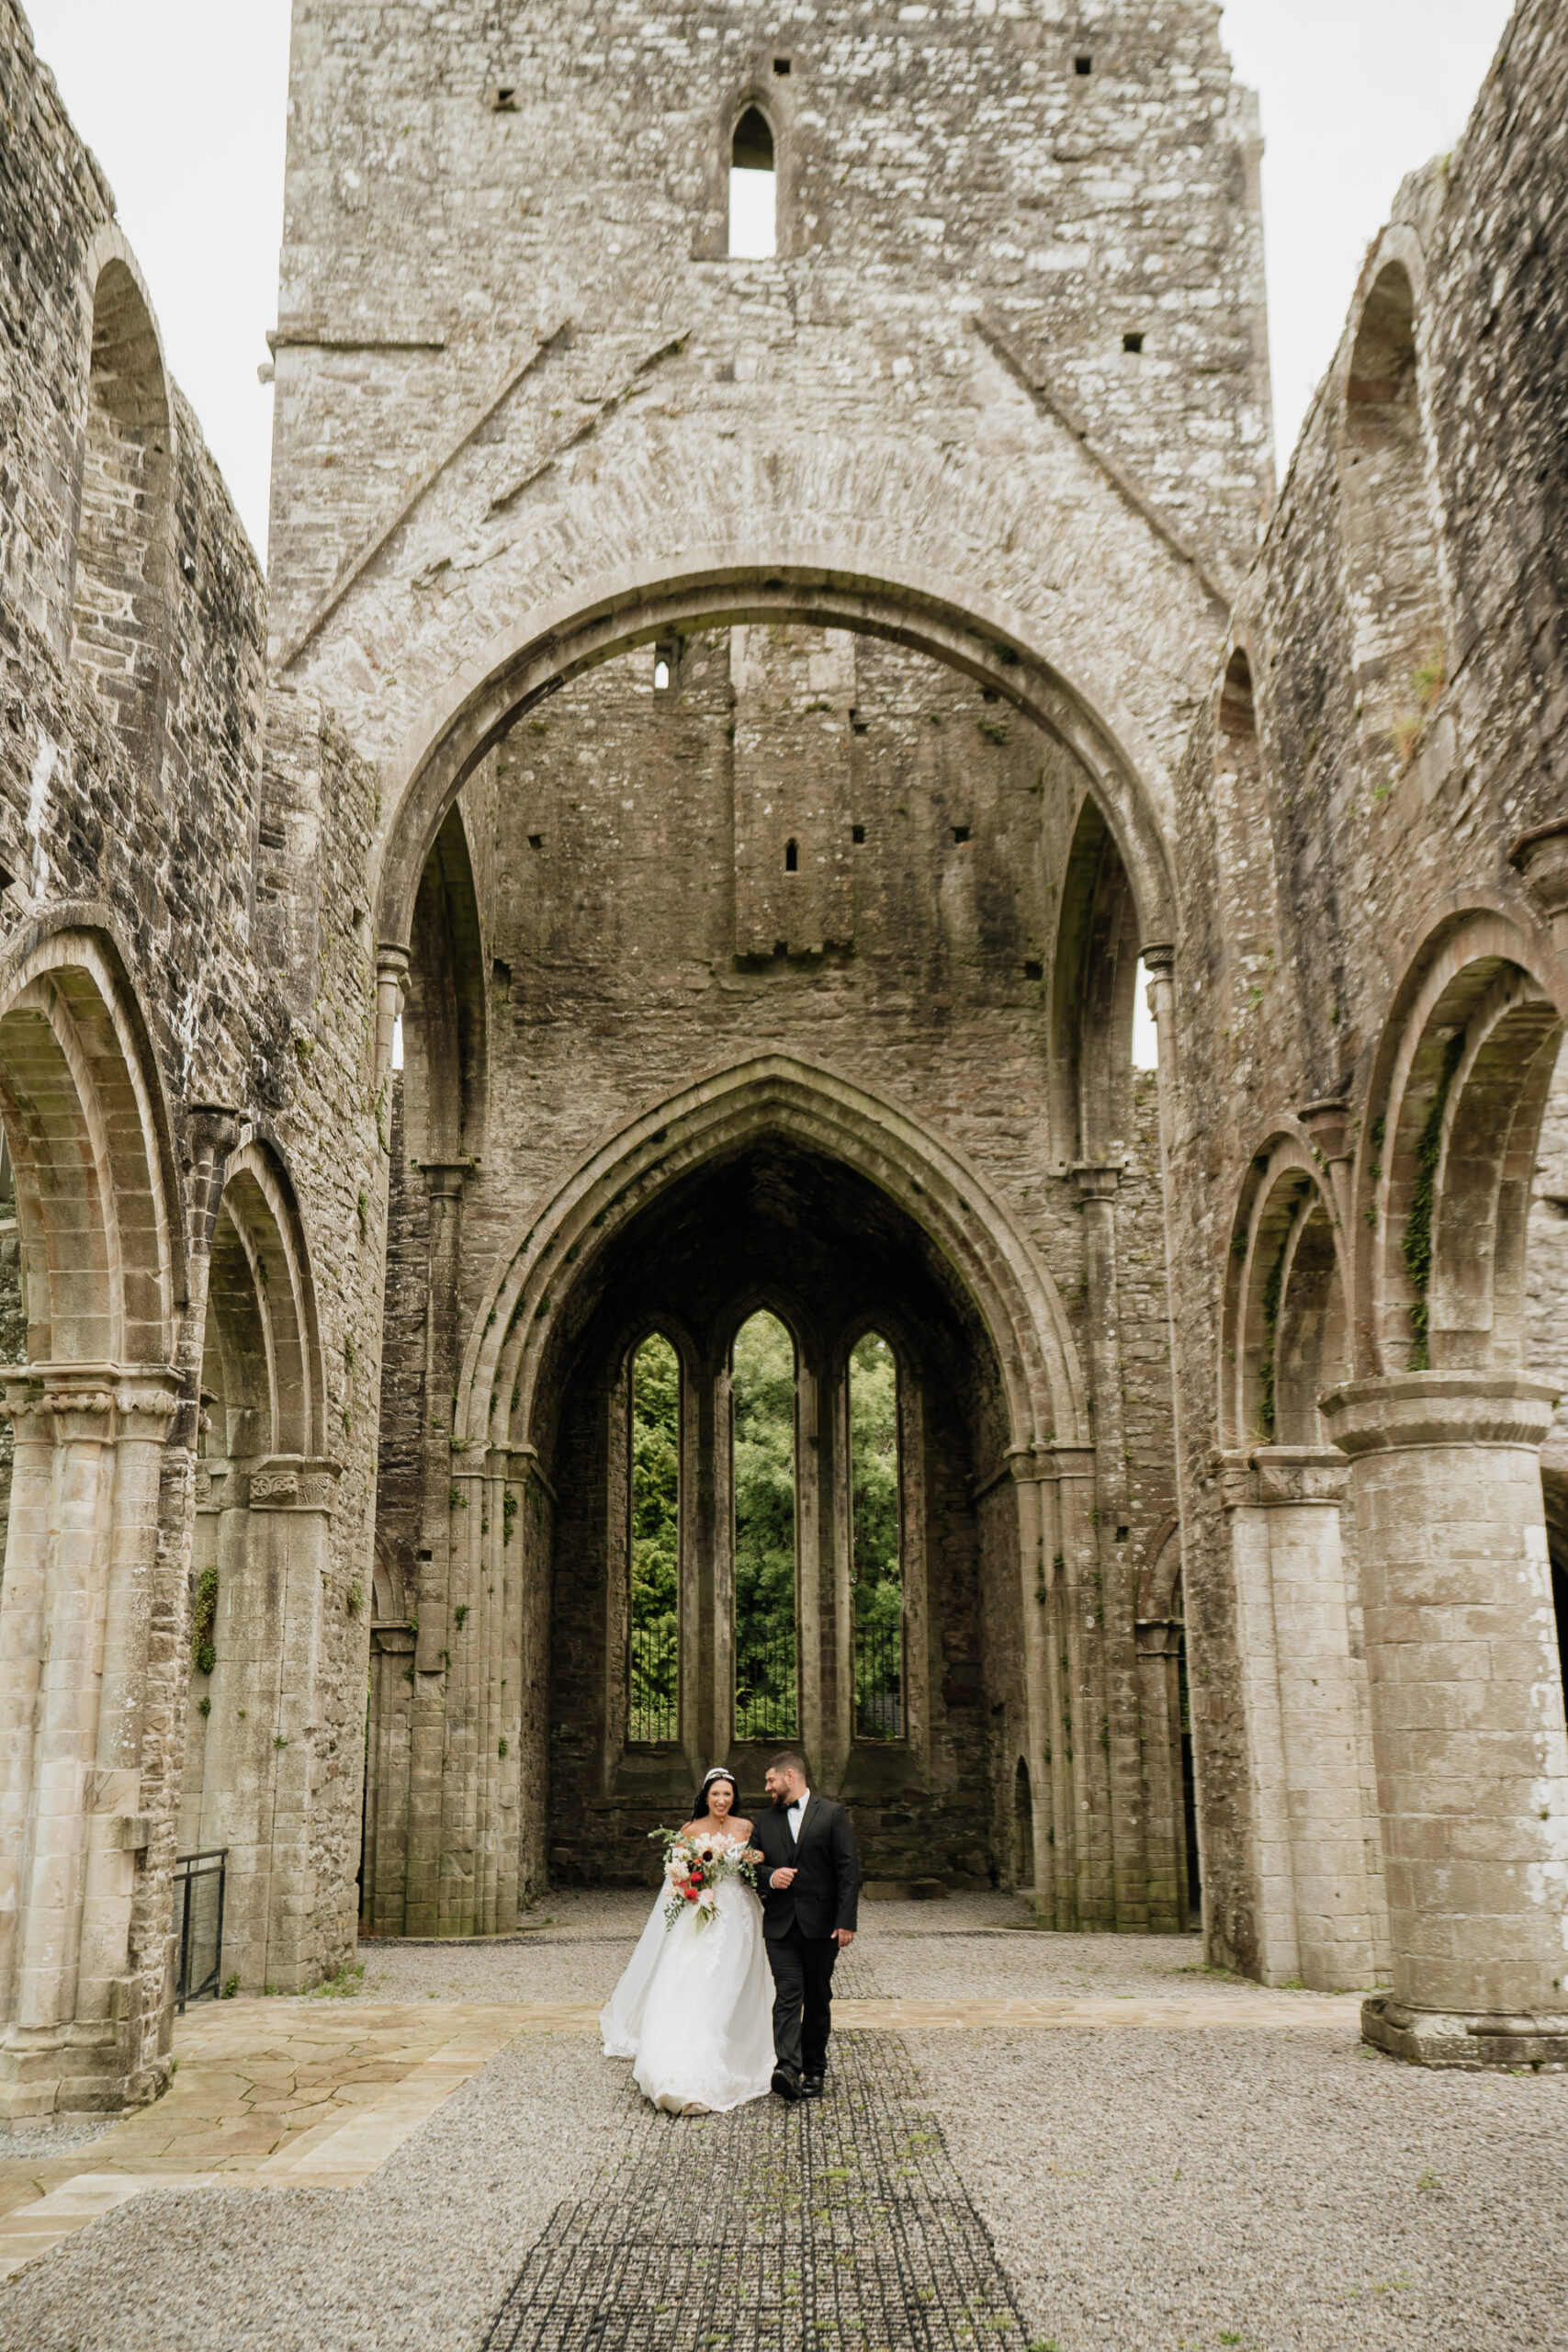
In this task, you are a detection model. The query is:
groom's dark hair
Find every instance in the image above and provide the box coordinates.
[767,1749,808,1778]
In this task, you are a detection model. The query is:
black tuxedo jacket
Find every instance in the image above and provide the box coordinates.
[751,1793,860,1940]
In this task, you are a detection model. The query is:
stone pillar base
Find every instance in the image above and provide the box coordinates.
[1362,1994,1568,2072]
[0,2022,172,2118]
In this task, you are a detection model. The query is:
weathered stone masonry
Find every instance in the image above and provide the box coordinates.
[0,0,1562,2116]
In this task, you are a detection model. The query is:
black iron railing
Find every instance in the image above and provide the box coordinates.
[854,1611,905,1740]
[629,1618,680,1744]
[172,1849,227,2013]
[735,1625,797,1741]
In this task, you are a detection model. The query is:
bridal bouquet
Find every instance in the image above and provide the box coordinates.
[649,1826,760,1929]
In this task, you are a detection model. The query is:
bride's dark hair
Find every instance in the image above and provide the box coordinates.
[693,1767,739,1822]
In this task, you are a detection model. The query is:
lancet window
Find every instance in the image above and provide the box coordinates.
[849,1331,904,1741]
[731,1309,798,1740]
[628,1332,681,1745]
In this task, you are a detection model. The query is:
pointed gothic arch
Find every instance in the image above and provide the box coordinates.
[456,1053,1089,1461]
[368,561,1179,981]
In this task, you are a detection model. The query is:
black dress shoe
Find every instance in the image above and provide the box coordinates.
[800,2075,825,2099]
[771,2066,801,2100]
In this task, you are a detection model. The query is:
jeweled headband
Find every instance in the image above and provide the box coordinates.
[701,1766,738,1789]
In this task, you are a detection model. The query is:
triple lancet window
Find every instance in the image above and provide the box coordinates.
[728,107,776,259]
[620,1314,912,1752]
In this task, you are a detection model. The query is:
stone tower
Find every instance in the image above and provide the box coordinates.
[265,0,1270,1937]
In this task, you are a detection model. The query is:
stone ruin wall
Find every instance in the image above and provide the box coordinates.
[367,625,1177,1893]
[0,0,393,2087]
[1168,0,1568,1982]
[268,0,1271,658]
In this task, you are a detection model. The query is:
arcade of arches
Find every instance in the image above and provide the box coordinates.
[0,0,1565,2121]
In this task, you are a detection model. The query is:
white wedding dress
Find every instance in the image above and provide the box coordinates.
[600,1836,775,2112]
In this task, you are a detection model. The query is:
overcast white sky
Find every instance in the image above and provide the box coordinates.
[23,0,1517,560]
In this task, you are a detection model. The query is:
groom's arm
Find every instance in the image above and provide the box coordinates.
[753,1817,791,1894]
[829,1804,860,1933]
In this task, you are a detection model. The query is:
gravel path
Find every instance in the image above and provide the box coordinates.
[910,2025,1568,2352]
[0,2030,622,2352]
[5,1901,1558,2349]
[0,2116,117,2165]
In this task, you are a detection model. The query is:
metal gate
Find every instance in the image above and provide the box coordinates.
[172,1849,227,2013]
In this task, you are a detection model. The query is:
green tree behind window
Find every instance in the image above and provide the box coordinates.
[630,1332,679,1739]
[733,1309,796,1736]
[851,1331,903,1736]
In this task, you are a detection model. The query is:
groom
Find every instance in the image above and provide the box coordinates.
[751,1749,859,2101]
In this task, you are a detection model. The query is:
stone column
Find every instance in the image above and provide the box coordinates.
[1249,1445,1384,1990]
[1051,1444,1111,1928]
[0,1367,176,2114]
[76,1375,180,2047]
[410,1157,470,1940]
[1074,1163,1147,1930]
[1134,1611,1188,1933]
[251,1457,339,1990]
[1323,1373,1568,2065]
[1219,1449,1301,1983]
[8,1375,118,2073]
[1141,944,1179,1169]
[374,944,410,1089]
[1010,1454,1055,1924]
[0,1380,59,2027]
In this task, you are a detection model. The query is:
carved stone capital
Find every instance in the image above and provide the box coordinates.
[1071,1162,1122,1203]
[1251,1443,1349,1507]
[376,943,412,997]
[1216,1447,1260,1510]
[1322,1372,1559,1457]
[416,1158,477,1201]
[186,1102,244,1163]
[1140,942,1177,978]
[1296,1097,1353,1166]
[248,1454,344,1513]
[0,1363,180,1442]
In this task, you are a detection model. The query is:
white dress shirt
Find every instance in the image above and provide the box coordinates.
[787,1788,810,1843]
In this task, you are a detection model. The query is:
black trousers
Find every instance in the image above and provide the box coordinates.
[764,1922,839,2078]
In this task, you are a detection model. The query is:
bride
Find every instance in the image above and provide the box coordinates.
[600,1766,774,2114]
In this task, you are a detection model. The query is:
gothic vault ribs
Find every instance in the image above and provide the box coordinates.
[480,2034,1031,2352]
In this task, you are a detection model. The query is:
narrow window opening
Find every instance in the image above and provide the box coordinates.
[784,838,798,873]
[1122,332,1145,354]
[653,658,671,691]
[733,1310,797,1740]
[951,825,971,845]
[1133,956,1158,1071]
[1075,54,1093,74]
[391,1013,405,1072]
[851,1332,904,1741]
[852,824,866,845]
[629,1333,681,1744]
[653,639,677,691]
[729,107,777,260]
